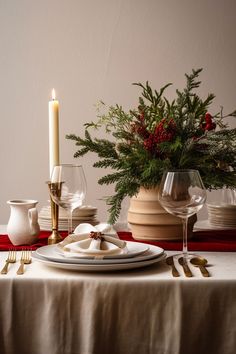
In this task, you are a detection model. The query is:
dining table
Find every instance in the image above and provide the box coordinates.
[0,224,236,354]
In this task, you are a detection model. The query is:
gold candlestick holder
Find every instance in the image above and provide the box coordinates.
[46,181,63,245]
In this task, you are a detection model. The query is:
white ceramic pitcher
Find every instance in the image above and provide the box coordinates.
[7,200,40,245]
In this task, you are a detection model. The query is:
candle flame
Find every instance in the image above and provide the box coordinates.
[52,88,56,100]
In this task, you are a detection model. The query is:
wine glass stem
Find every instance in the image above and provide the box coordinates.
[182,217,188,258]
[67,209,73,235]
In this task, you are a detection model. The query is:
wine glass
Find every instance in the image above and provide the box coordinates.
[158,169,206,259]
[50,164,87,235]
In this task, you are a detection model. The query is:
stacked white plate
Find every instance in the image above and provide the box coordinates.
[194,220,235,230]
[38,205,99,231]
[32,242,166,272]
[207,202,236,228]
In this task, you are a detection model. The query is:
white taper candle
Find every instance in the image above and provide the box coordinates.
[49,89,60,178]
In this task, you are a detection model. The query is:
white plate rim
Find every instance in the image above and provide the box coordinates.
[35,242,164,265]
[32,252,166,272]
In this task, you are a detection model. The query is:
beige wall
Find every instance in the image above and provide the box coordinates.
[0,0,235,224]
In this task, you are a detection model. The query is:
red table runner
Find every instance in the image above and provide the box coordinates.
[0,232,67,251]
[0,229,235,252]
[119,230,236,252]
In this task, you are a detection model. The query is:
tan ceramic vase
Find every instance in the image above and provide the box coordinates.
[127,186,196,241]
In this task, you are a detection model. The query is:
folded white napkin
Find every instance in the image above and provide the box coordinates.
[58,223,127,258]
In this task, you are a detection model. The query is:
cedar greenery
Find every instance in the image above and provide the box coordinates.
[67,69,236,224]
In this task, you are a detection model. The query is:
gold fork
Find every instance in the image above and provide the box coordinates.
[1,249,16,274]
[17,249,32,275]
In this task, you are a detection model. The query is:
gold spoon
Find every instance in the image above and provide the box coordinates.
[190,257,210,277]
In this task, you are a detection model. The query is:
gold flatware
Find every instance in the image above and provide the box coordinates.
[1,249,16,274]
[190,257,210,277]
[166,256,180,277]
[17,250,32,275]
[178,257,193,277]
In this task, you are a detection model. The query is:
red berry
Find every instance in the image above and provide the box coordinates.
[205,113,213,123]
[205,124,212,130]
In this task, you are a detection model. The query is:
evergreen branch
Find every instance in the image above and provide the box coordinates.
[106,180,139,224]
[74,147,90,158]
[98,171,127,185]
[185,68,203,92]
[66,134,79,141]
[93,159,120,169]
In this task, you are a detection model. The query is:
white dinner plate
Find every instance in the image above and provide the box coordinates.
[35,242,160,264]
[32,252,166,272]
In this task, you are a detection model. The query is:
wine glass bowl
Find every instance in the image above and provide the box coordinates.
[158,169,206,259]
[50,164,86,235]
[55,184,85,211]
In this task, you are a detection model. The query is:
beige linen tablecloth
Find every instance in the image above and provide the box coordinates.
[0,251,235,354]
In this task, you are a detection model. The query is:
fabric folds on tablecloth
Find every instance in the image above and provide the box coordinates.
[0,229,235,251]
[0,250,236,354]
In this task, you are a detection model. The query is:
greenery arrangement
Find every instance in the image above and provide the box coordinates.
[67,69,236,224]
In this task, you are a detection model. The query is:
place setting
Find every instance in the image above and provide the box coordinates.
[33,223,166,272]
[1,165,214,276]
[32,168,210,275]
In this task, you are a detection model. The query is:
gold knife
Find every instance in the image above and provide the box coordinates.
[178,257,193,277]
[166,256,180,277]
